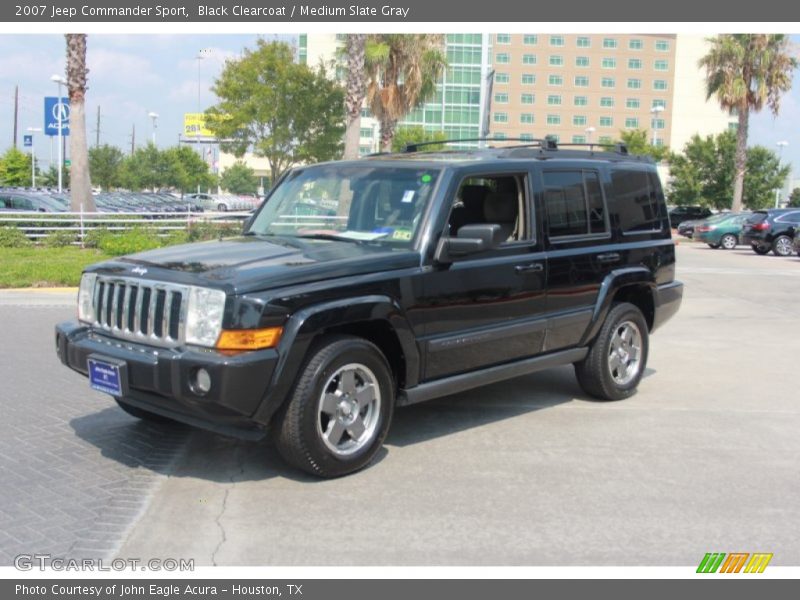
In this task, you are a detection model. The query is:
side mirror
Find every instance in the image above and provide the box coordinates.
[434,223,504,263]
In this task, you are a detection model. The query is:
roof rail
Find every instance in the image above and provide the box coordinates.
[403,137,559,153]
[553,142,629,155]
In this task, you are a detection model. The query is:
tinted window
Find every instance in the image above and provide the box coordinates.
[543,170,607,238]
[613,169,663,233]
[780,211,800,223]
[746,212,767,224]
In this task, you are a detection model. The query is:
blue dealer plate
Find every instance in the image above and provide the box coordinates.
[88,358,123,396]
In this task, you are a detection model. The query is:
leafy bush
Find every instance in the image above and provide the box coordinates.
[42,229,77,248]
[0,226,31,248]
[82,227,110,249]
[187,221,242,242]
[97,227,163,256]
[162,229,190,246]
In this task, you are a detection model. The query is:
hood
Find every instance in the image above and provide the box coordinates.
[94,237,420,294]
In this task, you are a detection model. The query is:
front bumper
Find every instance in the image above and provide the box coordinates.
[652,281,683,332]
[55,320,279,439]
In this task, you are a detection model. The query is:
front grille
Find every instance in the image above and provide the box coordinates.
[92,276,188,347]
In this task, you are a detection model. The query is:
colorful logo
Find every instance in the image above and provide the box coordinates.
[697,552,773,573]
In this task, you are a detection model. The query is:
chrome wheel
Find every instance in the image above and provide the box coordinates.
[774,236,792,257]
[317,363,381,456]
[607,321,643,386]
[721,234,737,250]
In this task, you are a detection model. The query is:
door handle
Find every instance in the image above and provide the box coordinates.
[515,263,544,274]
[596,252,621,264]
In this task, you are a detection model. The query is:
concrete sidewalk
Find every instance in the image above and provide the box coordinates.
[0,287,77,306]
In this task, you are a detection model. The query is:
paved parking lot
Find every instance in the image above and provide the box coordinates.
[1,242,798,566]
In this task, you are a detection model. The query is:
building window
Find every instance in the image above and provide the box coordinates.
[494,132,507,140]
[523,53,537,65]
[495,72,510,84]
[523,34,538,45]
[520,113,534,124]
[495,53,510,64]
[603,38,618,49]
[654,59,669,71]
[550,35,565,47]
[600,96,614,107]
[599,136,613,144]
[521,73,536,85]
[574,75,589,87]
[602,57,617,69]
[625,117,639,128]
[547,134,561,142]
[652,118,665,130]
[628,58,642,70]
[520,133,534,141]
[600,116,613,127]
[549,55,563,67]
[576,36,591,48]
[494,92,509,103]
[522,93,535,104]
[496,34,511,44]
[627,78,642,90]
[629,39,643,50]
[572,135,587,143]
[573,115,587,126]
[574,95,588,106]
[547,94,562,106]
[359,127,372,138]
[549,74,563,86]
[626,98,640,109]
[601,77,615,88]
[493,112,509,123]
[655,40,670,52]
[652,99,667,109]
[653,79,668,91]
[575,56,590,68]
[547,114,561,125]
[654,138,664,147]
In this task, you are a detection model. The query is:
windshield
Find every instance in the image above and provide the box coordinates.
[248,164,441,245]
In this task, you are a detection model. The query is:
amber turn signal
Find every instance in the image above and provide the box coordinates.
[215,327,283,351]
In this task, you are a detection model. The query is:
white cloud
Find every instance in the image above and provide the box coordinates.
[87,47,161,89]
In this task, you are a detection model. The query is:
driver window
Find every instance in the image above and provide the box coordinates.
[446,174,529,243]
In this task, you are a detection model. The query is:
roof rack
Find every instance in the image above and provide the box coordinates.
[403,137,559,153]
[555,142,629,155]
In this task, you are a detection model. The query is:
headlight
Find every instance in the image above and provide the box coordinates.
[77,273,97,323]
[185,286,227,347]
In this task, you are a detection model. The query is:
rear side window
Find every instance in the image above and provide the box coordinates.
[746,212,767,224]
[778,211,800,224]
[612,169,664,233]
[543,170,607,238]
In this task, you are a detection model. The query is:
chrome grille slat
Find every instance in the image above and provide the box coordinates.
[90,276,189,348]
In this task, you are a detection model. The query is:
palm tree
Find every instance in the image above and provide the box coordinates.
[365,35,447,152]
[699,34,796,213]
[65,34,96,211]
[343,34,367,160]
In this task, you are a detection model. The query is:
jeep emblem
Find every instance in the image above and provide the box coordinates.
[131,267,148,276]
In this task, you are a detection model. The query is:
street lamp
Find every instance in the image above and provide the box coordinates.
[775,140,789,208]
[585,126,596,145]
[50,74,67,193]
[26,127,42,187]
[650,105,665,147]
[196,49,212,189]
[148,112,159,145]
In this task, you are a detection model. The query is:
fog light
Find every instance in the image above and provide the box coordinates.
[192,368,212,395]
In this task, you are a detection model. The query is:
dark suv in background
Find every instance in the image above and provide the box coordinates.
[742,208,800,256]
[668,205,712,229]
[55,140,683,477]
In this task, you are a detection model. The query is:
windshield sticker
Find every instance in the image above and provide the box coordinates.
[401,190,415,204]
[421,174,432,183]
[391,229,413,241]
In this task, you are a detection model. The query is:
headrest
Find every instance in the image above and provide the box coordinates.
[484,192,517,223]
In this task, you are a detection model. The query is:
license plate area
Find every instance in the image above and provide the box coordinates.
[88,355,128,396]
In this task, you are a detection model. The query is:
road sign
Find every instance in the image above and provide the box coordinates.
[23,135,32,147]
[64,160,71,167]
[44,96,70,137]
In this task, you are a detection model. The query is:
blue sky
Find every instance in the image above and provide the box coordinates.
[1,33,798,184]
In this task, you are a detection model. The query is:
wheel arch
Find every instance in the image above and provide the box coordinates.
[581,268,656,346]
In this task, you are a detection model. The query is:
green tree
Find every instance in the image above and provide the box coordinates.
[164,146,215,193]
[0,148,33,186]
[88,144,124,190]
[365,35,447,151]
[699,34,797,213]
[119,144,179,191]
[65,34,96,211]
[619,129,669,161]
[391,126,447,152]
[219,161,258,195]
[41,164,69,188]
[788,188,800,207]
[206,40,345,182]
[668,131,790,209]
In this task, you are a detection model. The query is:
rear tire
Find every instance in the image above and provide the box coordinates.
[720,234,738,250]
[575,303,649,401]
[752,244,770,255]
[217,203,228,212]
[115,398,176,424]
[772,235,793,257]
[276,335,395,478]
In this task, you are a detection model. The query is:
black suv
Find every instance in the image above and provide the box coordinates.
[668,205,712,229]
[55,141,683,477]
[742,208,800,256]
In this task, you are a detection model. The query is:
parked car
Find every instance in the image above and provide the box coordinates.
[677,218,705,238]
[693,212,751,249]
[55,140,683,478]
[0,190,68,212]
[741,208,800,256]
[668,206,712,229]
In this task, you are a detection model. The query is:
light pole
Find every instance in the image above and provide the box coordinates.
[196,48,212,190]
[26,127,42,187]
[585,126,596,145]
[148,112,159,145]
[775,140,788,208]
[650,105,664,147]
[51,74,67,192]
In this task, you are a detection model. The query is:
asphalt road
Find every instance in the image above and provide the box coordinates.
[1,243,798,566]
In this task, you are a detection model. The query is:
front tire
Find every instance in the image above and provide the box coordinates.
[772,235,793,257]
[720,234,738,250]
[575,303,649,401]
[276,335,395,478]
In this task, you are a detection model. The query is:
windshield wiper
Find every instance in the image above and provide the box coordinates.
[293,233,365,244]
